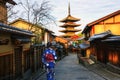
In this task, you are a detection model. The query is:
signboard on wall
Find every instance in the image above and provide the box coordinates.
[0,39,9,45]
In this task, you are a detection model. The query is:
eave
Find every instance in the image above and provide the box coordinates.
[9,18,54,34]
[60,34,72,38]
[87,10,120,27]
[60,23,81,28]
[59,29,81,33]
[82,10,120,34]
[0,23,35,37]
[60,15,80,22]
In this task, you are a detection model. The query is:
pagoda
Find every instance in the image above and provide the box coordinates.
[59,3,81,38]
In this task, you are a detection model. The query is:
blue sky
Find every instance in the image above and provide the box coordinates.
[14,0,120,36]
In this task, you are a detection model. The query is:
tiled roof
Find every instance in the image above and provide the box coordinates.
[9,18,44,29]
[102,35,120,42]
[0,23,34,36]
[82,10,120,33]
[59,34,71,38]
[60,15,80,22]
[60,23,81,28]
[88,30,112,41]
[59,29,81,33]
[9,18,54,33]
[87,10,120,27]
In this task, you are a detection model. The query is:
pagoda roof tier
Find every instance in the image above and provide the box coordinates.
[60,34,72,38]
[60,34,78,38]
[60,15,80,22]
[59,29,81,33]
[60,23,81,28]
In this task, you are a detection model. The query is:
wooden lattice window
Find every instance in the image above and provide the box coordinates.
[14,46,22,79]
[23,50,30,72]
[0,54,13,80]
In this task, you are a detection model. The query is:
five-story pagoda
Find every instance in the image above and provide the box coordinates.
[59,3,81,38]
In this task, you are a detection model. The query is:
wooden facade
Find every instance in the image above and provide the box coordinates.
[89,32,120,68]
[0,53,13,79]
[0,23,34,80]
[82,10,120,70]
[0,1,49,79]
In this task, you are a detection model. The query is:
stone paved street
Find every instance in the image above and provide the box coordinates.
[36,53,120,80]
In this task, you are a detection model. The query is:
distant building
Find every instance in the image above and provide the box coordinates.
[0,23,34,80]
[59,3,81,38]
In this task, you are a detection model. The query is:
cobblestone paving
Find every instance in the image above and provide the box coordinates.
[36,54,120,80]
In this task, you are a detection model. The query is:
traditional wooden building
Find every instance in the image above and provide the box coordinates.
[82,10,120,40]
[0,0,16,24]
[82,10,120,73]
[0,0,44,79]
[9,18,55,45]
[59,3,81,38]
[0,23,34,80]
[89,31,120,73]
[9,18,56,77]
[0,0,55,79]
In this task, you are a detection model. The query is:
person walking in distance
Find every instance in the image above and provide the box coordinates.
[42,43,57,80]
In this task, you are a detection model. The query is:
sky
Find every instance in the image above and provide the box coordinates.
[14,0,120,36]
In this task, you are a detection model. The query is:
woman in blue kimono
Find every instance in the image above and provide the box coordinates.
[42,43,57,80]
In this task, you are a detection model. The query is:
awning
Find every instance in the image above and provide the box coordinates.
[89,30,112,41]
[11,36,31,44]
[102,36,120,42]
[16,38,31,43]
[79,43,90,49]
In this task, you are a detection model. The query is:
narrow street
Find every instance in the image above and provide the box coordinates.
[35,53,120,80]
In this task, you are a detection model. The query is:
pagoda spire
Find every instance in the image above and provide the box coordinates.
[68,2,71,16]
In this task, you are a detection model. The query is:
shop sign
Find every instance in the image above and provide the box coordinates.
[0,39,9,45]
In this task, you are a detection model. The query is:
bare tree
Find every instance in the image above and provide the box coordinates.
[0,1,17,24]
[7,3,18,23]
[17,0,56,44]
[19,0,56,31]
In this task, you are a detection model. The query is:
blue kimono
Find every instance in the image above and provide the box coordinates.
[42,48,57,80]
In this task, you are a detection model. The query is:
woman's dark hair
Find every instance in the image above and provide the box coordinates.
[47,42,52,48]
